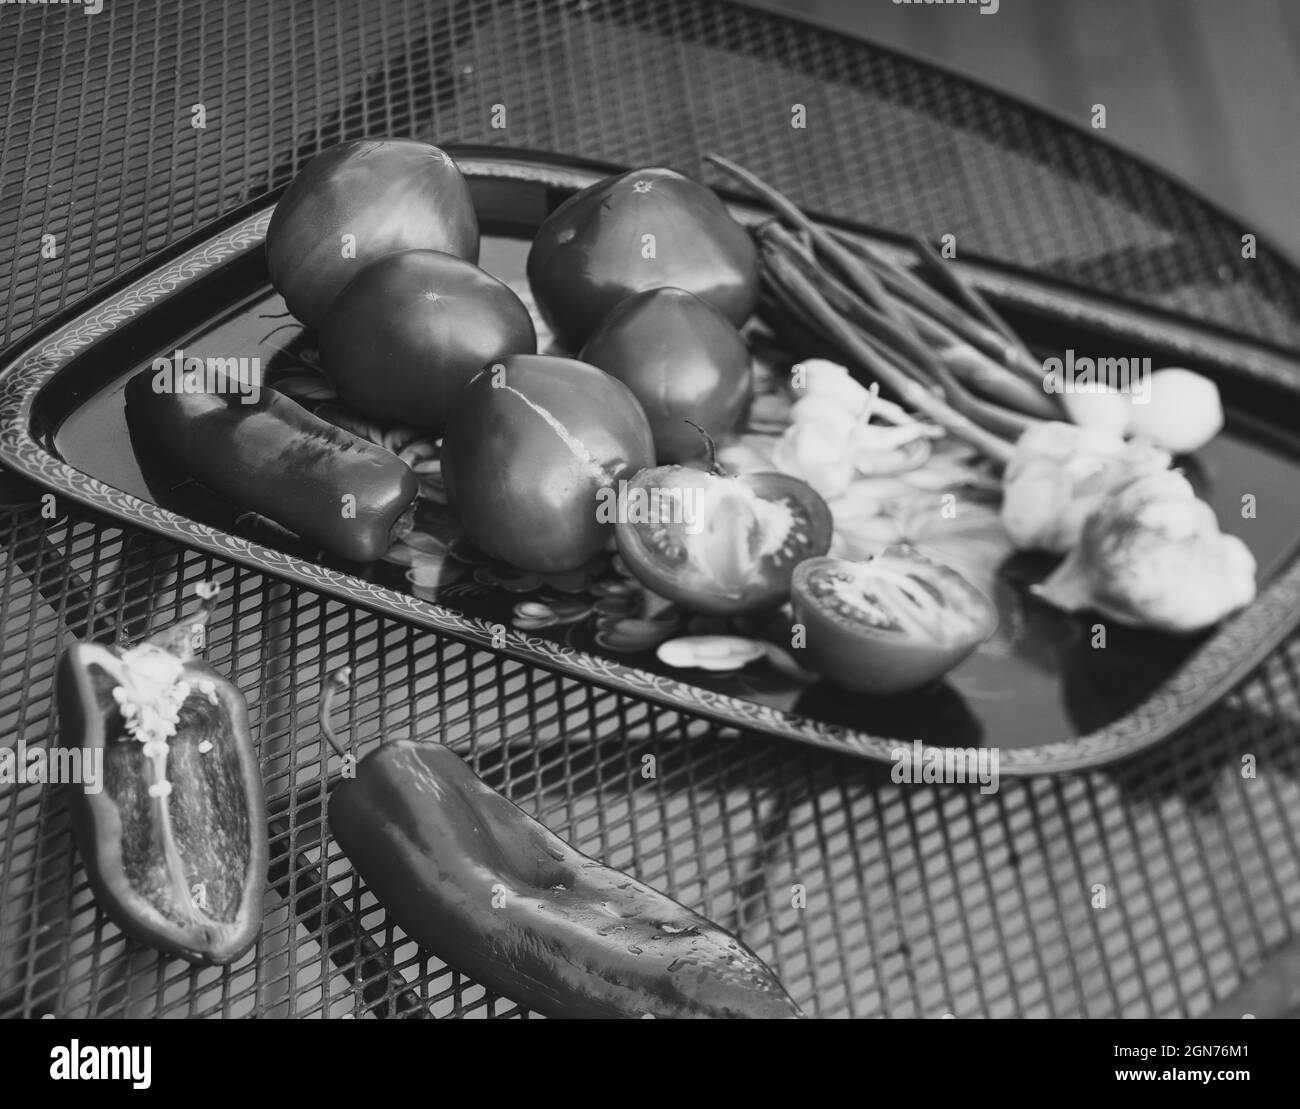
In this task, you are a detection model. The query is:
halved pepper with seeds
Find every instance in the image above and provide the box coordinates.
[56,583,267,965]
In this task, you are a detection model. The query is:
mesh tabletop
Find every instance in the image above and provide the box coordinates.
[2,0,1300,1019]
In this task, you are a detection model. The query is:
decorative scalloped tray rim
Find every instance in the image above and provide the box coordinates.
[3,149,1300,776]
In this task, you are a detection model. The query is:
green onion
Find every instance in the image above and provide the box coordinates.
[907,235,1028,358]
[760,221,1054,423]
[760,243,1015,467]
[705,153,919,338]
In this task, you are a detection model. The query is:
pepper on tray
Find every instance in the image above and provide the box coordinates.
[125,368,418,563]
[320,670,803,1018]
[55,582,267,965]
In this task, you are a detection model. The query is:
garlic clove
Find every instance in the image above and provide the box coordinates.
[1059,387,1132,436]
[1127,368,1223,454]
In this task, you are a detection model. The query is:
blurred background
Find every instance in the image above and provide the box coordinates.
[749,0,1300,262]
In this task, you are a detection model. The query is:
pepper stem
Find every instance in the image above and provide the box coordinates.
[318,667,353,759]
[146,580,219,660]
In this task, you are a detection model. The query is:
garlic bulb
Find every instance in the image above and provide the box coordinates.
[1001,422,1170,554]
[1031,468,1255,634]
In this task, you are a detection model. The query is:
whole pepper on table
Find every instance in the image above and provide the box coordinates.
[321,670,803,1018]
[124,368,418,563]
[56,582,267,965]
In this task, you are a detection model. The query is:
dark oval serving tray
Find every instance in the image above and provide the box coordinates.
[4,148,1300,775]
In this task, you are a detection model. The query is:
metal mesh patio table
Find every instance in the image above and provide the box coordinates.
[2,0,1299,1019]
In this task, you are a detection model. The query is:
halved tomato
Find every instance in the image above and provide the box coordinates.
[615,464,832,615]
[790,549,997,695]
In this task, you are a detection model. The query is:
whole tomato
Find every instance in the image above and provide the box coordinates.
[319,249,536,429]
[579,287,752,464]
[441,355,655,573]
[526,167,759,350]
[266,138,479,331]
